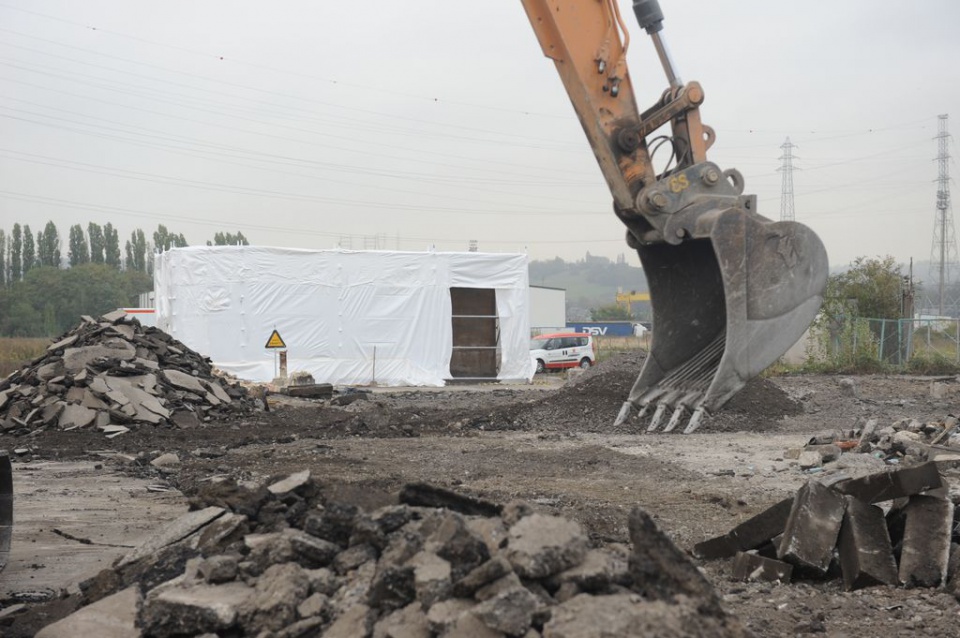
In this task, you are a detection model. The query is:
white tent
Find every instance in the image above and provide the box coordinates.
[153,246,535,386]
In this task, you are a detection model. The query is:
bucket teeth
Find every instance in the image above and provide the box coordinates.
[614,401,635,426]
[683,406,707,434]
[646,402,669,432]
[662,405,686,433]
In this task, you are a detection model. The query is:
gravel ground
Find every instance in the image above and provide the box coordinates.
[4,352,960,636]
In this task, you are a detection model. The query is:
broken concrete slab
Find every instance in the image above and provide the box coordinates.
[140,581,254,637]
[837,496,898,590]
[899,495,952,587]
[627,507,720,612]
[504,514,589,579]
[35,586,140,638]
[400,482,502,517]
[161,369,207,394]
[267,469,311,495]
[117,506,226,568]
[834,462,943,503]
[731,552,793,583]
[798,451,823,469]
[777,481,847,576]
[694,498,793,560]
[409,551,453,606]
[285,383,333,399]
[321,603,374,638]
[46,334,79,352]
[472,586,541,636]
[58,403,97,429]
[236,562,310,633]
[63,340,137,374]
[543,592,742,638]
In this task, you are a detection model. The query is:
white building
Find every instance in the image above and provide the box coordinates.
[153,246,535,386]
[529,285,566,334]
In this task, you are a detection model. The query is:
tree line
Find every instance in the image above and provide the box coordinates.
[0,220,249,337]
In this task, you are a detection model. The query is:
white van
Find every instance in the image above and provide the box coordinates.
[530,332,595,374]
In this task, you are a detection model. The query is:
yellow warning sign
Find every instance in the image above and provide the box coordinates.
[264,329,287,349]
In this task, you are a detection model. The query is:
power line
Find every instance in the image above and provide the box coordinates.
[0,2,570,119]
[0,190,625,245]
[0,147,609,217]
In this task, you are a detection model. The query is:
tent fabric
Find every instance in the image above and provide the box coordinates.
[153,246,535,386]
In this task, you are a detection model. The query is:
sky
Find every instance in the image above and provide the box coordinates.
[0,0,958,270]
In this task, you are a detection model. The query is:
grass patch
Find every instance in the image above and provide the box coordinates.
[593,336,649,362]
[0,337,49,378]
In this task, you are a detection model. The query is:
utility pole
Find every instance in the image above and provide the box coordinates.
[778,137,797,222]
[928,114,956,316]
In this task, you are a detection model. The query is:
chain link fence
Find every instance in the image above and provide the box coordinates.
[815,315,960,369]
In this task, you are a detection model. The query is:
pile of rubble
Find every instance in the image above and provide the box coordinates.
[696,463,960,594]
[0,311,259,436]
[31,476,749,637]
[787,415,960,473]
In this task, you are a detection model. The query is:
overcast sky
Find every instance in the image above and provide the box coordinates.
[0,0,958,270]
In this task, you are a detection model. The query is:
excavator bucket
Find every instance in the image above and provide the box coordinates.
[616,204,828,433]
[0,451,11,572]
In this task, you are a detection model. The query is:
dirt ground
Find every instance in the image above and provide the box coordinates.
[4,351,960,636]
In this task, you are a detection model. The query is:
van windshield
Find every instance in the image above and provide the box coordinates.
[529,338,550,350]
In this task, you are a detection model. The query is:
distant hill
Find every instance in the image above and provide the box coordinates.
[529,253,648,319]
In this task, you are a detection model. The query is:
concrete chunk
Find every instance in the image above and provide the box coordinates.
[140,581,253,637]
[63,339,137,373]
[834,462,942,503]
[777,481,846,576]
[236,562,310,633]
[58,403,96,429]
[694,498,793,560]
[899,495,952,587]
[118,506,225,568]
[162,369,206,393]
[268,469,311,495]
[837,496,898,590]
[372,602,430,638]
[692,534,738,560]
[285,383,333,399]
[322,603,374,638]
[36,586,140,638]
[400,482,502,517]
[504,514,589,579]
[407,551,452,607]
[472,586,540,636]
[731,552,793,583]
[47,334,79,352]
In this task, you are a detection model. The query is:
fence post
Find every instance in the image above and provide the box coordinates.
[879,320,886,363]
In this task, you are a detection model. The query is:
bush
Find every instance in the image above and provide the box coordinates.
[906,351,960,376]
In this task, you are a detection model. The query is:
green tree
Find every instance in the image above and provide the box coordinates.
[125,229,148,272]
[207,231,249,246]
[0,229,6,286]
[104,222,121,268]
[10,223,21,282]
[88,222,105,264]
[22,224,35,274]
[36,221,61,268]
[0,263,153,336]
[590,303,634,321]
[68,224,90,266]
[825,256,905,320]
[153,224,187,252]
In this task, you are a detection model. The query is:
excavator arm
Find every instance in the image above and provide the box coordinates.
[520,0,829,432]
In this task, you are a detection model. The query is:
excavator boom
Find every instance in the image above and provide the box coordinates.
[520,0,828,432]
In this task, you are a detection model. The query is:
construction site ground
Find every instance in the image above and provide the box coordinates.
[4,351,960,636]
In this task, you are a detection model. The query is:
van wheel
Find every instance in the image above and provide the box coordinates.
[579,358,591,369]
[536,359,546,374]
